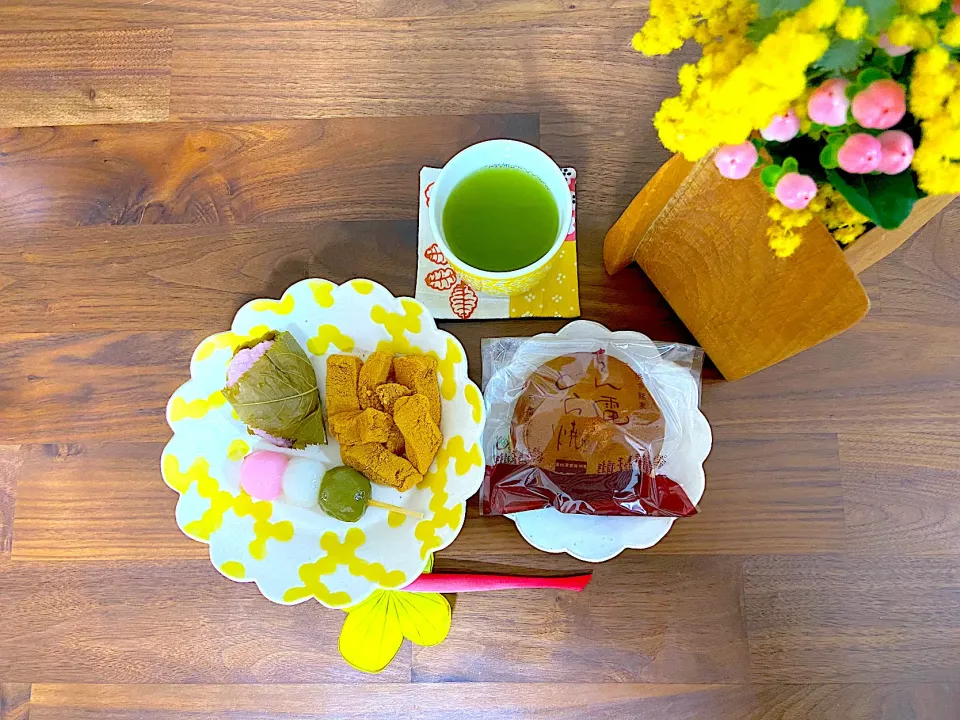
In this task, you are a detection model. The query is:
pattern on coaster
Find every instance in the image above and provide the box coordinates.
[415,167,580,320]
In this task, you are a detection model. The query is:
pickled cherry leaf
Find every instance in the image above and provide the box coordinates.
[222,330,327,446]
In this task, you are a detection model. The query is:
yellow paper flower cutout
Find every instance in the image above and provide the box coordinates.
[307,324,355,355]
[251,294,295,315]
[169,390,227,422]
[308,280,335,308]
[338,589,451,674]
[371,300,423,354]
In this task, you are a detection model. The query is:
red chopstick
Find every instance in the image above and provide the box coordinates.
[405,572,592,593]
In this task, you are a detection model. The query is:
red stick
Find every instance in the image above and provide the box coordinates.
[405,572,592,593]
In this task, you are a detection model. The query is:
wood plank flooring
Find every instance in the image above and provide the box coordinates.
[1,3,959,718]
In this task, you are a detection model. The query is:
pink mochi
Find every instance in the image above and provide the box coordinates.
[240,450,289,500]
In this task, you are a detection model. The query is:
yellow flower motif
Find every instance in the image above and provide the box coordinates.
[901,0,941,13]
[887,15,939,48]
[308,280,335,308]
[815,185,869,246]
[835,6,868,40]
[370,301,424,354]
[169,390,227,422]
[250,294,295,315]
[283,528,407,607]
[942,17,960,47]
[227,439,250,462]
[220,561,246,580]
[910,47,960,195]
[766,202,815,257]
[414,436,480,559]
[768,223,803,259]
[637,1,832,159]
[306,324,355,355]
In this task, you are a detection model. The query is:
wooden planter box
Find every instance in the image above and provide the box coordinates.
[603,154,955,380]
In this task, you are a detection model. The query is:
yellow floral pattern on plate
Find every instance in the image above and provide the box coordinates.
[161,278,485,609]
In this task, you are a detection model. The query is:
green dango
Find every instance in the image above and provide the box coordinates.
[319,466,421,523]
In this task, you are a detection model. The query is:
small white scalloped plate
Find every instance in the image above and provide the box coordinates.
[488,320,711,562]
[161,279,486,609]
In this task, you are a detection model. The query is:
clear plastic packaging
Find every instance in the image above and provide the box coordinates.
[479,334,705,517]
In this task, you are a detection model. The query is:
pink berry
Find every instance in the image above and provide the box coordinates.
[714,141,758,180]
[837,133,883,174]
[774,172,818,210]
[761,109,800,142]
[877,130,914,174]
[239,450,288,500]
[808,78,851,127]
[851,79,906,130]
[878,33,912,57]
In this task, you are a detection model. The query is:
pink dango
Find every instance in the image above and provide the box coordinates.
[239,450,288,500]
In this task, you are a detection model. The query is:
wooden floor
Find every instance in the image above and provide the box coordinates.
[1,4,960,719]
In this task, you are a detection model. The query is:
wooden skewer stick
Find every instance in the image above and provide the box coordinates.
[367,499,423,519]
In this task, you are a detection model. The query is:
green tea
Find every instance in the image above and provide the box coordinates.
[442,167,560,272]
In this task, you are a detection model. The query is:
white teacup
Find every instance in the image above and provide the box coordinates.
[428,139,573,297]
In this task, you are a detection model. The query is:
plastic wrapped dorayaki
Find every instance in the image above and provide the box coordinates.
[479,333,706,517]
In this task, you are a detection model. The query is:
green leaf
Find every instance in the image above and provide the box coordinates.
[746,16,783,44]
[814,38,870,74]
[847,0,898,34]
[826,168,919,229]
[819,145,839,169]
[826,132,847,148]
[760,164,785,190]
[758,0,810,18]
[223,330,328,446]
[856,67,888,86]
[782,156,799,173]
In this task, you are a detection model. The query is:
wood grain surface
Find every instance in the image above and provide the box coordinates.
[0,29,172,127]
[0,4,959,718]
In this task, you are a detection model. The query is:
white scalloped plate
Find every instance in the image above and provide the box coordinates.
[488,320,711,562]
[161,278,486,609]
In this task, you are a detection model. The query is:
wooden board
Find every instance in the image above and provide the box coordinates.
[18,682,959,720]
[843,194,959,275]
[604,154,871,380]
[0,0,356,30]
[0,29,172,127]
[0,114,537,228]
